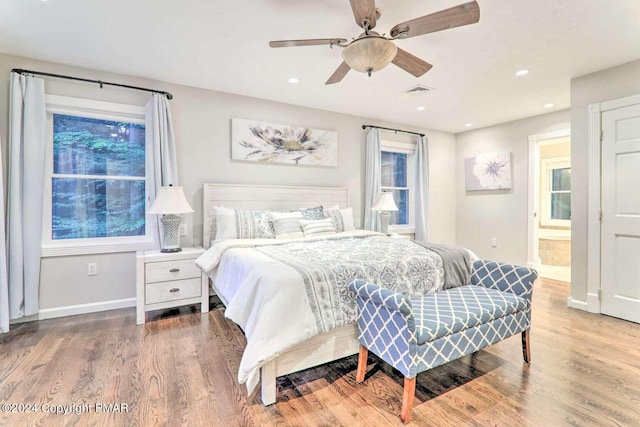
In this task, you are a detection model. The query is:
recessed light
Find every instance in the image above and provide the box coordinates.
[287,77,299,84]
[416,106,425,111]
[464,123,472,127]
[543,103,554,108]
[515,69,529,76]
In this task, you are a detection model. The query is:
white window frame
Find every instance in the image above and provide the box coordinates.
[380,140,415,234]
[41,95,155,257]
[540,156,571,227]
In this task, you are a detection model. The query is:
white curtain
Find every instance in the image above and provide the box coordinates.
[6,73,46,326]
[363,128,381,231]
[413,135,429,241]
[145,94,179,248]
[0,133,8,333]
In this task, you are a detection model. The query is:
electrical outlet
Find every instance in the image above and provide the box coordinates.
[88,263,97,276]
[491,238,497,248]
[179,223,187,236]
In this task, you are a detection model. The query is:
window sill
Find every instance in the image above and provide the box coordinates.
[41,240,156,257]
[540,219,571,228]
[388,225,415,234]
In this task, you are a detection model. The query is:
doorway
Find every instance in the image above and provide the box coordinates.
[528,130,571,282]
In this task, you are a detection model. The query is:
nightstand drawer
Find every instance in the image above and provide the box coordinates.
[145,259,200,283]
[145,278,201,305]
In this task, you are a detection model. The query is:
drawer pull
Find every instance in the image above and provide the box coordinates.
[169,288,180,293]
[169,268,180,273]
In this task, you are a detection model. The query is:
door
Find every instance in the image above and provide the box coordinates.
[601,103,640,322]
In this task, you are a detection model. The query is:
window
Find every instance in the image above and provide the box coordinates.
[541,157,571,227]
[381,140,415,232]
[42,95,154,256]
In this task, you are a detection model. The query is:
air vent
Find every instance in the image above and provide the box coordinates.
[403,85,434,96]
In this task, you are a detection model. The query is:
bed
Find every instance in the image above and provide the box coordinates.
[197,183,450,406]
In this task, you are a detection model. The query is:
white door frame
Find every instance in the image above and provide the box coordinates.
[527,129,571,269]
[586,92,640,314]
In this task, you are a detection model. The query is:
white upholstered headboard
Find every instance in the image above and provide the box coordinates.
[202,183,349,249]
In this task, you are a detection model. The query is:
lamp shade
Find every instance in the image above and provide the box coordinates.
[342,35,398,74]
[147,186,194,214]
[371,192,398,211]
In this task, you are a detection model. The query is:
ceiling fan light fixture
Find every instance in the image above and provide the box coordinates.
[342,36,398,75]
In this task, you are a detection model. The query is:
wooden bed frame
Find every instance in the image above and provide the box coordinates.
[202,183,360,405]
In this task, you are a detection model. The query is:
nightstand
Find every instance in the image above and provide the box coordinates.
[136,247,208,324]
[389,233,411,240]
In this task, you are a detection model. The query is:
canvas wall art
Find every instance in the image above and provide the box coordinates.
[464,151,512,191]
[231,118,338,167]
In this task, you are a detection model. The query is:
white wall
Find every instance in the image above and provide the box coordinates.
[0,52,457,316]
[570,59,640,304]
[539,138,570,160]
[455,110,570,265]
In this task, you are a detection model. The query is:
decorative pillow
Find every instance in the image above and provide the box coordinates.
[271,211,304,239]
[324,206,356,232]
[214,207,275,240]
[300,218,337,237]
[299,206,325,220]
[271,211,304,220]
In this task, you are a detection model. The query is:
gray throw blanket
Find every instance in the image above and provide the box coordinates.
[413,241,472,289]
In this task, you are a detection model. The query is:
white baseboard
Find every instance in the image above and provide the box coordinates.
[11,298,136,324]
[566,296,588,310]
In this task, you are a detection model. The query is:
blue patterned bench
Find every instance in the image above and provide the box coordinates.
[348,260,537,423]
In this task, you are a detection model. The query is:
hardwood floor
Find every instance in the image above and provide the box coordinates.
[1,278,639,426]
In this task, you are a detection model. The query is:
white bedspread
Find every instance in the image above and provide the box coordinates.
[195,230,446,394]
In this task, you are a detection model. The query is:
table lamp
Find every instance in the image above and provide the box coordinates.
[147,186,194,252]
[371,192,398,235]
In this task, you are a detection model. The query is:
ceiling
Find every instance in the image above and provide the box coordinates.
[1,0,639,133]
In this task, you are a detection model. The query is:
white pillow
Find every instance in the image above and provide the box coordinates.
[300,218,337,237]
[271,211,304,239]
[324,206,356,232]
[215,207,276,240]
[271,211,303,220]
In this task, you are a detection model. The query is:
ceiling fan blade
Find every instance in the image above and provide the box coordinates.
[269,38,347,48]
[390,1,480,39]
[349,0,377,30]
[392,48,433,77]
[326,62,351,85]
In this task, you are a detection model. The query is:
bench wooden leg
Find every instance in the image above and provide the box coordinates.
[522,330,531,363]
[356,345,368,383]
[400,376,416,424]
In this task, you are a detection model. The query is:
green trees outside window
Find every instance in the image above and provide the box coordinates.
[52,114,146,239]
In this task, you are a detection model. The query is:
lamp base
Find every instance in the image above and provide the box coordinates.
[160,247,182,253]
[379,211,391,235]
[160,214,182,253]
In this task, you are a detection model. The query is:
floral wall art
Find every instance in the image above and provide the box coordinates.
[464,151,512,191]
[231,118,338,167]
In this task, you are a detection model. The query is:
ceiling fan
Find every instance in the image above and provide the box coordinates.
[269,0,480,84]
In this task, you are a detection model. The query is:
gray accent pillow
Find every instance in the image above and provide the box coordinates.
[299,206,324,220]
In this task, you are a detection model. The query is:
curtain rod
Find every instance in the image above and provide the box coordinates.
[362,124,424,137]
[11,68,173,100]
